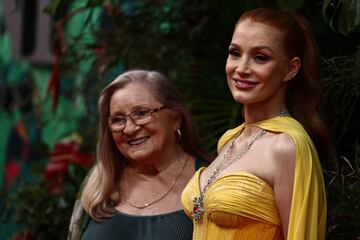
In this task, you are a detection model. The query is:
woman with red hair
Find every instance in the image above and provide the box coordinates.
[182,8,330,240]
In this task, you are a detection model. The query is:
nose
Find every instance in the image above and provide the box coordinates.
[235,58,251,74]
[122,117,139,135]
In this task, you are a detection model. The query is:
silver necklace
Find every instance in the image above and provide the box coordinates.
[191,109,290,220]
[124,156,188,209]
[192,128,266,220]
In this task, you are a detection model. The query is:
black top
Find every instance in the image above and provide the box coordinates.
[81,210,192,240]
[80,159,207,240]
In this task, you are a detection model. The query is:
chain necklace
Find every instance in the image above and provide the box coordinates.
[124,156,188,209]
[192,128,266,220]
[192,110,290,220]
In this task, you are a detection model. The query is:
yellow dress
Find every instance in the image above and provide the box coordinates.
[181,117,327,240]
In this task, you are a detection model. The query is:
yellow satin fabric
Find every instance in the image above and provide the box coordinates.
[182,169,283,240]
[181,116,326,240]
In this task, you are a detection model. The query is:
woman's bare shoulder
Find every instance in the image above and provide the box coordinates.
[269,132,296,166]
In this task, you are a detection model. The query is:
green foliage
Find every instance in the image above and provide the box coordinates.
[43,0,62,15]
[322,0,360,35]
[321,48,360,143]
[325,153,360,238]
[89,0,209,80]
[1,162,89,239]
[321,49,360,239]
[180,78,240,154]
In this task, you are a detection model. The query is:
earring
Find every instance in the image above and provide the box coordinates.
[176,128,182,140]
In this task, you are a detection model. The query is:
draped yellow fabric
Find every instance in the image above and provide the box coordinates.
[182,168,284,240]
[181,116,326,240]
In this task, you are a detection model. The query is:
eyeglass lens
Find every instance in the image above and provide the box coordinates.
[109,106,165,132]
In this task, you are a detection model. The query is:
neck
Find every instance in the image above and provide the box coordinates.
[243,87,288,124]
[243,104,288,125]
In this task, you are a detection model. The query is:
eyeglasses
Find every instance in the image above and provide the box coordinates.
[108,106,167,132]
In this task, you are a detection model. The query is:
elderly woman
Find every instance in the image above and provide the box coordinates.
[70,70,210,240]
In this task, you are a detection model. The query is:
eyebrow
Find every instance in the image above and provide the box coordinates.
[109,110,125,116]
[109,105,151,116]
[229,43,276,55]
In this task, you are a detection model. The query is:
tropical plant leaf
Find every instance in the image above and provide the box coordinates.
[43,0,62,15]
[322,0,360,35]
[321,48,360,143]
[86,0,106,7]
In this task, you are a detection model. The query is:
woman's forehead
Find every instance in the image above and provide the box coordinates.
[110,83,160,107]
[231,20,285,55]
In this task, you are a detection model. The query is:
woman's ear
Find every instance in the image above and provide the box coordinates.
[283,57,301,82]
[173,111,182,131]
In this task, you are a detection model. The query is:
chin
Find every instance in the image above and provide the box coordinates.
[231,93,247,104]
[127,151,152,162]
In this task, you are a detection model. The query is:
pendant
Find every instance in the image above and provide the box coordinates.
[192,196,204,221]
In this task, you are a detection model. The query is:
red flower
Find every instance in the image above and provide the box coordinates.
[12,231,35,240]
[5,160,21,188]
[104,2,114,16]
[44,158,69,194]
[44,141,91,194]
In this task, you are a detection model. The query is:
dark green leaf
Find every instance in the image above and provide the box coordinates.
[322,0,360,35]
[43,0,62,15]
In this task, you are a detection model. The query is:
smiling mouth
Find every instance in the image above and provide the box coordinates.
[127,136,149,146]
[234,79,258,88]
[235,79,257,84]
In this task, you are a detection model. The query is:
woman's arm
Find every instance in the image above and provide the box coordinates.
[271,133,296,239]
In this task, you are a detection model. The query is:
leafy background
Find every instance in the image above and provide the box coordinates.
[0,0,359,239]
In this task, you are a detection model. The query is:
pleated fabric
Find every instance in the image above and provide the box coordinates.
[181,116,326,240]
[182,169,283,240]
